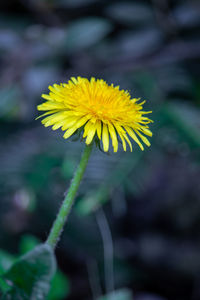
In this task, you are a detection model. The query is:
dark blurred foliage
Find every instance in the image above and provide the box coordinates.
[0,0,200,299]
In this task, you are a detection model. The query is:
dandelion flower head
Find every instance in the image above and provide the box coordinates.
[37,77,153,152]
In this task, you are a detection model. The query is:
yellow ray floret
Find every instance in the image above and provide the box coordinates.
[37,77,153,152]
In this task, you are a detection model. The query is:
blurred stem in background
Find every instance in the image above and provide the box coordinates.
[87,259,102,299]
[46,143,93,249]
[96,208,114,294]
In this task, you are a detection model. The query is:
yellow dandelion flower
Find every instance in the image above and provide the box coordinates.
[37,77,153,152]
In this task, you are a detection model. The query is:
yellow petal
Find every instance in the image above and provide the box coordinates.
[96,120,102,139]
[83,121,93,138]
[41,94,53,101]
[114,124,126,151]
[85,122,97,145]
[123,133,132,152]
[124,126,144,151]
[118,131,126,151]
[42,112,66,127]
[35,110,58,120]
[139,127,152,136]
[37,101,64,111]
[75,115,91,129]
[49,85,61,93]
[102,123,109,152]
[135,130,151,146]
[108,123,118,152]
[52,120,66,130]
[63,127,77,139]
[61,117,78,130]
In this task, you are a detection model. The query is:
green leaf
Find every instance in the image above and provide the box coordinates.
[18,235,70,300]
[98,289,133,300]
[1,244,56,300]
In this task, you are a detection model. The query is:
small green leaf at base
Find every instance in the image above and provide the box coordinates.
[0,244,56,300]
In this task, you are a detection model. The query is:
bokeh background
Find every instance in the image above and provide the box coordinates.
[0,0,200,299]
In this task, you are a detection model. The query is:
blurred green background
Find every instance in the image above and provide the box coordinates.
[0,0,200,299]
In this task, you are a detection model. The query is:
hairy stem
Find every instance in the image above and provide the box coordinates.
[46,144,93,249]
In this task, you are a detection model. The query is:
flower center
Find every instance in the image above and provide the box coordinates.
[89,103,113,121]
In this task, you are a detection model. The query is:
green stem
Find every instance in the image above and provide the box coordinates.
[46,144,93,249]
